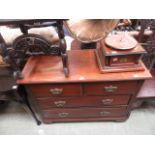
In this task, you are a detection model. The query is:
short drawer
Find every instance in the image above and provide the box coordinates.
[37,95,130,109]
[84,81,138,95]
[27,83,82,97]
[42,107,127,119]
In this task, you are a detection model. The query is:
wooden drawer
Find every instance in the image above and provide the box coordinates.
[37,95,130,109]
[42,107,127,119]
[84,81,138,95]
[27,83,82,97]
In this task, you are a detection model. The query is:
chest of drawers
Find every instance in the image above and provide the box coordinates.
[17,50,152,124]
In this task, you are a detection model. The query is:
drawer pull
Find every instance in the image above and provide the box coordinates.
[54,101,66,107]
[49,88,63,95]
[58,112,69,118]
[101,99,113,105]
[100,111,111,116]
[104,86,118,92]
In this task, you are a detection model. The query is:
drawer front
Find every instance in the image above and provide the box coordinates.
[37,95,130,109]
[84,81,138,95]
[27,84,82,97]
[109,55,140,67]
[42,107,127,119]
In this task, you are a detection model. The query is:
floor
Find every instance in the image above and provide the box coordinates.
[0,101,155,135]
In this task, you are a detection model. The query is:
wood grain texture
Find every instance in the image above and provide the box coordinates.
[84,81,138,95]
[96,41,146,73]
[27,83,82,97]
[37,95,130,109]
[17,50,152,124]
[42,115,128,123]
[100,41,146,56]
[17,50,152,84]
[42,107,127,119]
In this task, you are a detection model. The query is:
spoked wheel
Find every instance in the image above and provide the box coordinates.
[12,33,60,69]
[13,33,52,56]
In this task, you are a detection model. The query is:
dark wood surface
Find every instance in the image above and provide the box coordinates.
[96,41,146,73]
[84,81,138,95]
[42,107,127,119]
[100,41,146,56]
[18,50,151,123]
[0,19,65,26]
[96,50,145,73]
[17,50,152,84]
[43,115,128,123]
[37,95,130,109]
[27,83,82,98]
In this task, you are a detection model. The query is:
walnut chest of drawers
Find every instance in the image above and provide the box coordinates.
[17,50,152,124]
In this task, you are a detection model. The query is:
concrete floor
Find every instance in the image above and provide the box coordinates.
[0,101,155,135]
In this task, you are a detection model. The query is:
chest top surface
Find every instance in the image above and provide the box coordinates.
[17,50,152,84]
[100,41,146,56]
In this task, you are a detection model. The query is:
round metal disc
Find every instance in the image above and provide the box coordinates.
[105,33,137,50]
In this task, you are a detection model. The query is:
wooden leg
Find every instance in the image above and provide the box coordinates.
[21,100,42,125]
[15,86,42,125]
[61,53,69,77]
[57,20,68,77]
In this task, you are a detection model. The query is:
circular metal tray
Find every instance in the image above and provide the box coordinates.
[105,33,137,50]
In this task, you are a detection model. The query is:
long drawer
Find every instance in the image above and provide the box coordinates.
[27,83,82,97]
[84,81,138,95]
[42,107,127,119]
[37,95,130,109]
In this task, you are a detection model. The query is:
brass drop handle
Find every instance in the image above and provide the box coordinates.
[100,111,111,116]
[58,112,69,118]
[101,99,114,105]
[54,101,66,107]
[49,88,63,95]
[104,85,118,92]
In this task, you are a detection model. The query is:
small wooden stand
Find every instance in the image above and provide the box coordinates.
[0,19,69,79]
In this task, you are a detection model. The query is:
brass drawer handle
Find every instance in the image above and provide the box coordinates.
[104,86,118,92]
[101,99,114,105]
[49,88,63,95]
[100,111,111,116]
[58,112,69,118]
[54,101,66,107]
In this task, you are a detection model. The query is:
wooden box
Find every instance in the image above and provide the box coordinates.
[96,41,147,73]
